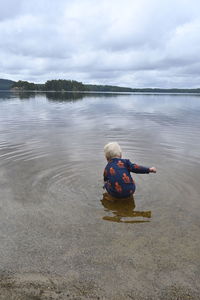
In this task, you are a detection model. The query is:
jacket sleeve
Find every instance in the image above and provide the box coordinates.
[126,160,150,174]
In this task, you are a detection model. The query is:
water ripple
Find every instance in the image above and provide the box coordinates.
[0,93,200,217]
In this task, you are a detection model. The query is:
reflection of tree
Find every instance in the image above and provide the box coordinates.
[0,90,129,102]
[101,193,151,223]
[46,92,87,102]
[15,92,37,99]
[0,92,13,100]
[45,91,123,102]
[0,91,37,100]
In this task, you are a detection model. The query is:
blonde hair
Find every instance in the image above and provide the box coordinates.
[104,142,122,160]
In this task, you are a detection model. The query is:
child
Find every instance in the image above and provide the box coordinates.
[103,142,156,199]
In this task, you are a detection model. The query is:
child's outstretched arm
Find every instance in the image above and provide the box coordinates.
[127,160,157,174]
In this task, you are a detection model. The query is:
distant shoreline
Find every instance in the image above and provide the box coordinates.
[1,90,200,95]
[0,78,200,93]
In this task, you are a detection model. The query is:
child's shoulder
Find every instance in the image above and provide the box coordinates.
[119,158,131,164]
[109,158,131,167]
[121,158,129,162]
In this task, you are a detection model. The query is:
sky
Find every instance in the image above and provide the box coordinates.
[0,0,200,88]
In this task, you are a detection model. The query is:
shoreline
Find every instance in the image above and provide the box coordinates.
[1,89,200,95]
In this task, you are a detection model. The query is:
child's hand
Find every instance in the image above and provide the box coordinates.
[149,167,157,173]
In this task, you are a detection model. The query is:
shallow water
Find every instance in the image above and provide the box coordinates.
[0,91,200,298]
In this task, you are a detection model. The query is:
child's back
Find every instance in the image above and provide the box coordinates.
[103,142,156,199]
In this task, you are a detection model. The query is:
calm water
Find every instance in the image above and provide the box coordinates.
[0,91,200,297]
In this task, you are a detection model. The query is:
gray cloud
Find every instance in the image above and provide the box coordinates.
[0,0,200,87]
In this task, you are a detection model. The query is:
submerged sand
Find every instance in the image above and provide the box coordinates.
[0,272,199,300]
[0,93,200,299]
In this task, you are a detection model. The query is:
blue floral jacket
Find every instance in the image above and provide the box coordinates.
[104,158,150,198]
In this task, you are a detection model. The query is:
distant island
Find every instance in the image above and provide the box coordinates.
[0,78,200,93]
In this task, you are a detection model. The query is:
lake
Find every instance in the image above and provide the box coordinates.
[0,91,200,299]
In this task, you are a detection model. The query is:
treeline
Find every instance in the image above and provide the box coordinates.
[12,80,139,92]
[0,79,15,90]
[45,80,86,91]
[12,80,43,90]
[12,79,87,91]
[85,84,133,92]
[129,88,200,93]
[9,79,200,93]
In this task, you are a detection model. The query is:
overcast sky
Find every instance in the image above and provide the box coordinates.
[0,0,200,88]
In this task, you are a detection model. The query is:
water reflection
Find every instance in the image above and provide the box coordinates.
[16,91,37,99]
[0,91,16,100]
[45,91,124,102]
[0,90,129,103]
[101,193,151,223]
[0,91,37,100]
[46,91,87,102]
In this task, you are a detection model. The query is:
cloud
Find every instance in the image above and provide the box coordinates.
[0,0,200,87]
